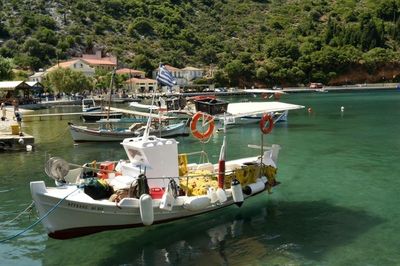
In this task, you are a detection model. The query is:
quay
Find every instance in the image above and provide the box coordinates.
[0,131,34,151]
[21,107,170,122]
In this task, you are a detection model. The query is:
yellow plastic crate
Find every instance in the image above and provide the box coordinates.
[11,124,19,135]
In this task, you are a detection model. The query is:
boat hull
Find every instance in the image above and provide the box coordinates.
[30,181,250,239]
[81,112,123,122]
[69,122,189,142]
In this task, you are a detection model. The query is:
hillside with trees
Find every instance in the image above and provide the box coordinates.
[1,0,400,87]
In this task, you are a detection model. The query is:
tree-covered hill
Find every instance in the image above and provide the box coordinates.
[1,0,400,87]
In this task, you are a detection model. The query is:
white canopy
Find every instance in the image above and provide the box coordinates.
[216,101,304,118]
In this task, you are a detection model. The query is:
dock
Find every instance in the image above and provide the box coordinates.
[0,131,34,151]
[21,107,170,122]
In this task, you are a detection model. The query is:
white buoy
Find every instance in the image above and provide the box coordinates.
[18,138,24,144]
[231,179,244,207]
[26,145,32,152]
[216,187,227,203]
[183,196,210,211]
[341,106,344,112]
[139,194,154,225]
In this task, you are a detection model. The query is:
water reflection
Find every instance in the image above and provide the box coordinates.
[40,198,382,266]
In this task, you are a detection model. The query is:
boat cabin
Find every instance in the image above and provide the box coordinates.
[121,136,179,188]
[82,98,101,112]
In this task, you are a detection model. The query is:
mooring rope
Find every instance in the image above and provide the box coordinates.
[3,201,35,225]
[0,187,80,243]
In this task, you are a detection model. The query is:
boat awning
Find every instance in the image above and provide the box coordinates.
[217,101,304,118]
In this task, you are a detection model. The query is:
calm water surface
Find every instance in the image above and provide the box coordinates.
[1,90,400,265]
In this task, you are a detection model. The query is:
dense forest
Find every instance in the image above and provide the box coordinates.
[1,0,400,87]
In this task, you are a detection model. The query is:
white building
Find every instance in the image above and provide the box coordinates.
[28,71,46,83]
[152,65,204,86]
[46,59,96,77]
[124,77,157,93]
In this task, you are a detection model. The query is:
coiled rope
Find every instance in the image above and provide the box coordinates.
[0,187,80,243]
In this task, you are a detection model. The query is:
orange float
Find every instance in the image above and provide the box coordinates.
[190,112,215,140]
[259,114,274,134]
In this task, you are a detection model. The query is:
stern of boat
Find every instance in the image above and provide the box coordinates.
[262,144,281,167]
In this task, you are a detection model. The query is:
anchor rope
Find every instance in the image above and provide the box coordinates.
[3,201,35,225]
[0,187,80,243]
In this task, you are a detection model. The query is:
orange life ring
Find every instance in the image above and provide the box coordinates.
[259,114,274,134]
[190,112,215,140]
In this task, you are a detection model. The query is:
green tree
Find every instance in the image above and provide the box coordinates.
[0,56,12,80]
[224,60,244,86]
[44,68,93,94]
[131,54,153,75]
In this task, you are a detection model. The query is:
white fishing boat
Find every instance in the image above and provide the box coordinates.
[68,119,189,142]
[193,99,304,128]
[81,98,101,112]
[220,101,303,124]
[80,97,123,122]
[30,113,280,239]
[130,96,190,113]
[129,101,159,111]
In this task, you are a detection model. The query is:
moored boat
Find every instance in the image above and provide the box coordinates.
[80,111,123,122]
[30,113,280,239]
[68,119,189,142]
[82,98,101,112]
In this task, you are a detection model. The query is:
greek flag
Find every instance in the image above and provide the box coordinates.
[156,64,177,88]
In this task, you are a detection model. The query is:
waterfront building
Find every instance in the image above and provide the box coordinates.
[124,77,157,93]
[152,65,204,86]
[46,59,95,77]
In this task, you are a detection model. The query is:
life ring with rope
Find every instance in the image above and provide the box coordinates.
[190,112,215,140]
[259,113,274,134]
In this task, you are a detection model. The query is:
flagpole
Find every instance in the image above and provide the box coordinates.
[143,94,156,140]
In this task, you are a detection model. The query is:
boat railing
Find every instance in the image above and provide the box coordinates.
[180,150,210,165]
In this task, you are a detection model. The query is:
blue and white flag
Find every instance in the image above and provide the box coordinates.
[156,64,177,88]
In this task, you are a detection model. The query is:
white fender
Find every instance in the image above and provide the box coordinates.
[207,187,218,203]
[216,188,227,203]
[183,196,211,211]
[139,194,154,225]
[243,179,265,195]
[231,179,244,206]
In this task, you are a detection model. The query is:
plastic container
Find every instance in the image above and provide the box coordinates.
[97,161,115,179]
[194,99,228,115]
[150,187,164,199]
[11,124,19,135]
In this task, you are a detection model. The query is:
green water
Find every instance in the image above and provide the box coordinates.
[1,90,400,265]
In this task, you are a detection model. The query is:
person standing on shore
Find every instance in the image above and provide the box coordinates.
[1,102,6,121]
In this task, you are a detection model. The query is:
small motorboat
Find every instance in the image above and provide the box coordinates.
[80,97,123,122]
[82,98,101,112]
